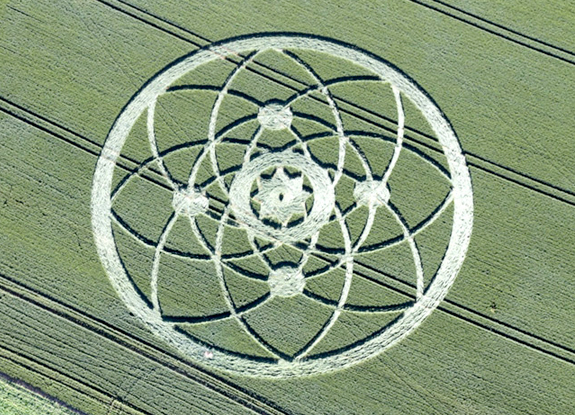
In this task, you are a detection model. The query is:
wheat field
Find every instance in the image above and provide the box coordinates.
[1,1,574,414]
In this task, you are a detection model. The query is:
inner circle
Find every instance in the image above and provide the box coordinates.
[229,150,335,243]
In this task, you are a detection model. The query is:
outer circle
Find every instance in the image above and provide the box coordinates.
[229,150,335,242]
[92,34,473,378]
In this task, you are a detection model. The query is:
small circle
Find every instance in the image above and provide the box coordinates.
[257,101,293,130]
[229,150,335,242]
[172,186,209,216]
[268,266,305,297]
[354,180,390,207]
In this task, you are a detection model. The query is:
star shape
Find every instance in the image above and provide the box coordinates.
[254,167,311,224]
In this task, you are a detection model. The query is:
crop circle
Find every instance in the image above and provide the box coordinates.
[92,34,473,377]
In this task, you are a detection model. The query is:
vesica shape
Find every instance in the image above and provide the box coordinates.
[92,34,473,378]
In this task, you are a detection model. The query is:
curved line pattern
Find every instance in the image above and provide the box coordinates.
[291,111,337,133]
[338,85,404,260]
[384,200,425,299]
[110,140,452,283]
[110,141,202,204]
[294,204,353,360]
[346,137,373,181]
[188,51,261,194]
[358,190,454,254]
[109,113,266,269]
[301,130,452,182]
[163,292,271,324]
[282,50,348,187]
[246,231,277,271]
[297,231,320,275]
[213,114,259,144]
[302,189,453,282]
[214,206,281,359]
[295,87,407,284]
[283,75,382,108]
[221,260,268,282]
[93,35,474,377]
[381,86,405,183]
[174,326,278,364]
[287,124,312,158]
[150,212,179,312]
[351,203,378,252]
[147,101,179,190]
[242,126,264,166]
[165,84,264,108]
[303,289,413,313]
[233,121,280,276]
[110,210,212,261]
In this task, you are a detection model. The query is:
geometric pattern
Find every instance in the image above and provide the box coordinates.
[92,34,473,377]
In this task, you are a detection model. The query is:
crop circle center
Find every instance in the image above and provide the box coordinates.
[228,150,335,243]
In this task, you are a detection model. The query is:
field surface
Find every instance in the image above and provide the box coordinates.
[0,375,77,415]
[1,0,575,414]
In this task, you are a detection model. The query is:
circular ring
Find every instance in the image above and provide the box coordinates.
[229,150,335,242]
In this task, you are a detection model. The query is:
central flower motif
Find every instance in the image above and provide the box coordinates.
[254,167,310,225]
